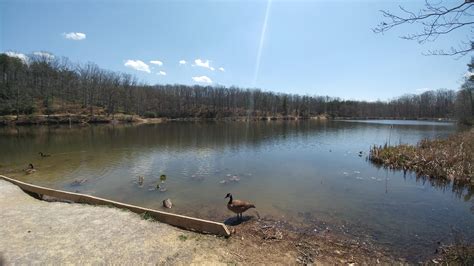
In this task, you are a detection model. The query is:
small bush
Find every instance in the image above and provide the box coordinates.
[143,111,156,118]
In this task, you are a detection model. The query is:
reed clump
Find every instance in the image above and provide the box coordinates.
[369,130,474,184]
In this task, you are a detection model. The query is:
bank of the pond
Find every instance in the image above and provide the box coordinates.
[335,116,456,122]
[0,179,407,264]
[0,114,332,126]
[0,114,164,126]
[369,129,474,185]
[2,114,461,126]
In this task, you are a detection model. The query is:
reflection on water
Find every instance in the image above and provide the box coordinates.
[0,120,472,261]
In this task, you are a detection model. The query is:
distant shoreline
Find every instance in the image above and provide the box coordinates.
[0,113,457,126]
[334,116,456,122]
[0,114,328,126]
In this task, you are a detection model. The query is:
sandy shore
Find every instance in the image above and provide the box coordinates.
[0,180,232,264]
[0,179,421,264]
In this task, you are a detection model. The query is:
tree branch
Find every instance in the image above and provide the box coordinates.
[374,0,474,56]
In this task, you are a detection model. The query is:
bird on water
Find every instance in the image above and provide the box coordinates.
[38,152,51,157]
[24,163,36,174]
[225,193,255,220]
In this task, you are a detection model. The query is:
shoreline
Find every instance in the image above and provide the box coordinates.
[1,178,471,264]
[0,179,404,264]
[0,113,457,126]
[0,179,232,264]
[334,116,456,122]
[0,114,329,126]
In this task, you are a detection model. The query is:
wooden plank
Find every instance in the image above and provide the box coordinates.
[0,175,231,237]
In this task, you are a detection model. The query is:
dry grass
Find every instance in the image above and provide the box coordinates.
[369,129,474,184]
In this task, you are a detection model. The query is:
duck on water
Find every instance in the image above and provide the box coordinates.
[23,163,36,174]
[225,193,255,220]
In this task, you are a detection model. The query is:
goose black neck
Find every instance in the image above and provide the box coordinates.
[227,195,233,204]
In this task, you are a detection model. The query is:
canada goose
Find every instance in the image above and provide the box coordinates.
[24,163,36,174]
[71,178,87,186]
[225,193,255,220]
[38,152,51,157]
[137,176,144,186]
[163,198,173,208]
[156,184,167,192]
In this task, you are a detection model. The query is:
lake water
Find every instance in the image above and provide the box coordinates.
[0,120,472,261]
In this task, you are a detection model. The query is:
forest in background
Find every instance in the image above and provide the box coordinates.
[0,53,473,123]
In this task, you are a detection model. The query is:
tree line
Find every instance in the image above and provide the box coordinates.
[0,52,472,122]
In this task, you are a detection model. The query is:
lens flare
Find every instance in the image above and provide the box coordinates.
[252,0,272,87]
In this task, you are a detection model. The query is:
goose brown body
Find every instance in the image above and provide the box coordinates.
[225,193,255,219]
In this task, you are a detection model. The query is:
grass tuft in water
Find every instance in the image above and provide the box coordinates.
[369,129,474,184]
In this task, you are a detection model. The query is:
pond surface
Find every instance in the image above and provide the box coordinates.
[0,120,472,261]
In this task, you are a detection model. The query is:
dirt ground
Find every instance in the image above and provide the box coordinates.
[0,180,232,264]
[0,180,408,264]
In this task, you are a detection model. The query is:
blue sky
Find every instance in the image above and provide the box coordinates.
[0,0,471,101]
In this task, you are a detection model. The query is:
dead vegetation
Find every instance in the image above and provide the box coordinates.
[368,130,474,264]
[369,129,474,185]
[431,228,474,265]
[436,244,474,264]
[223,215,402,265]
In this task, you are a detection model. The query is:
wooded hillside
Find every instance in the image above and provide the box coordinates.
[0,53,469,120]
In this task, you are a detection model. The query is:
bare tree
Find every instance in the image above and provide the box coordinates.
[374,1,474,56]
[0,52,463,120]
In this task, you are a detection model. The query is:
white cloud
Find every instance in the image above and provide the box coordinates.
[124,60,151,73]
[63,32,86,40]
[194,59,215,70]
[150,60,163,66]
[158,71,167,76]
[192,75,212,83]
[4,51,28,63]
[179,60,186,65]
[218,67,225,72]
[33,51,55,60]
